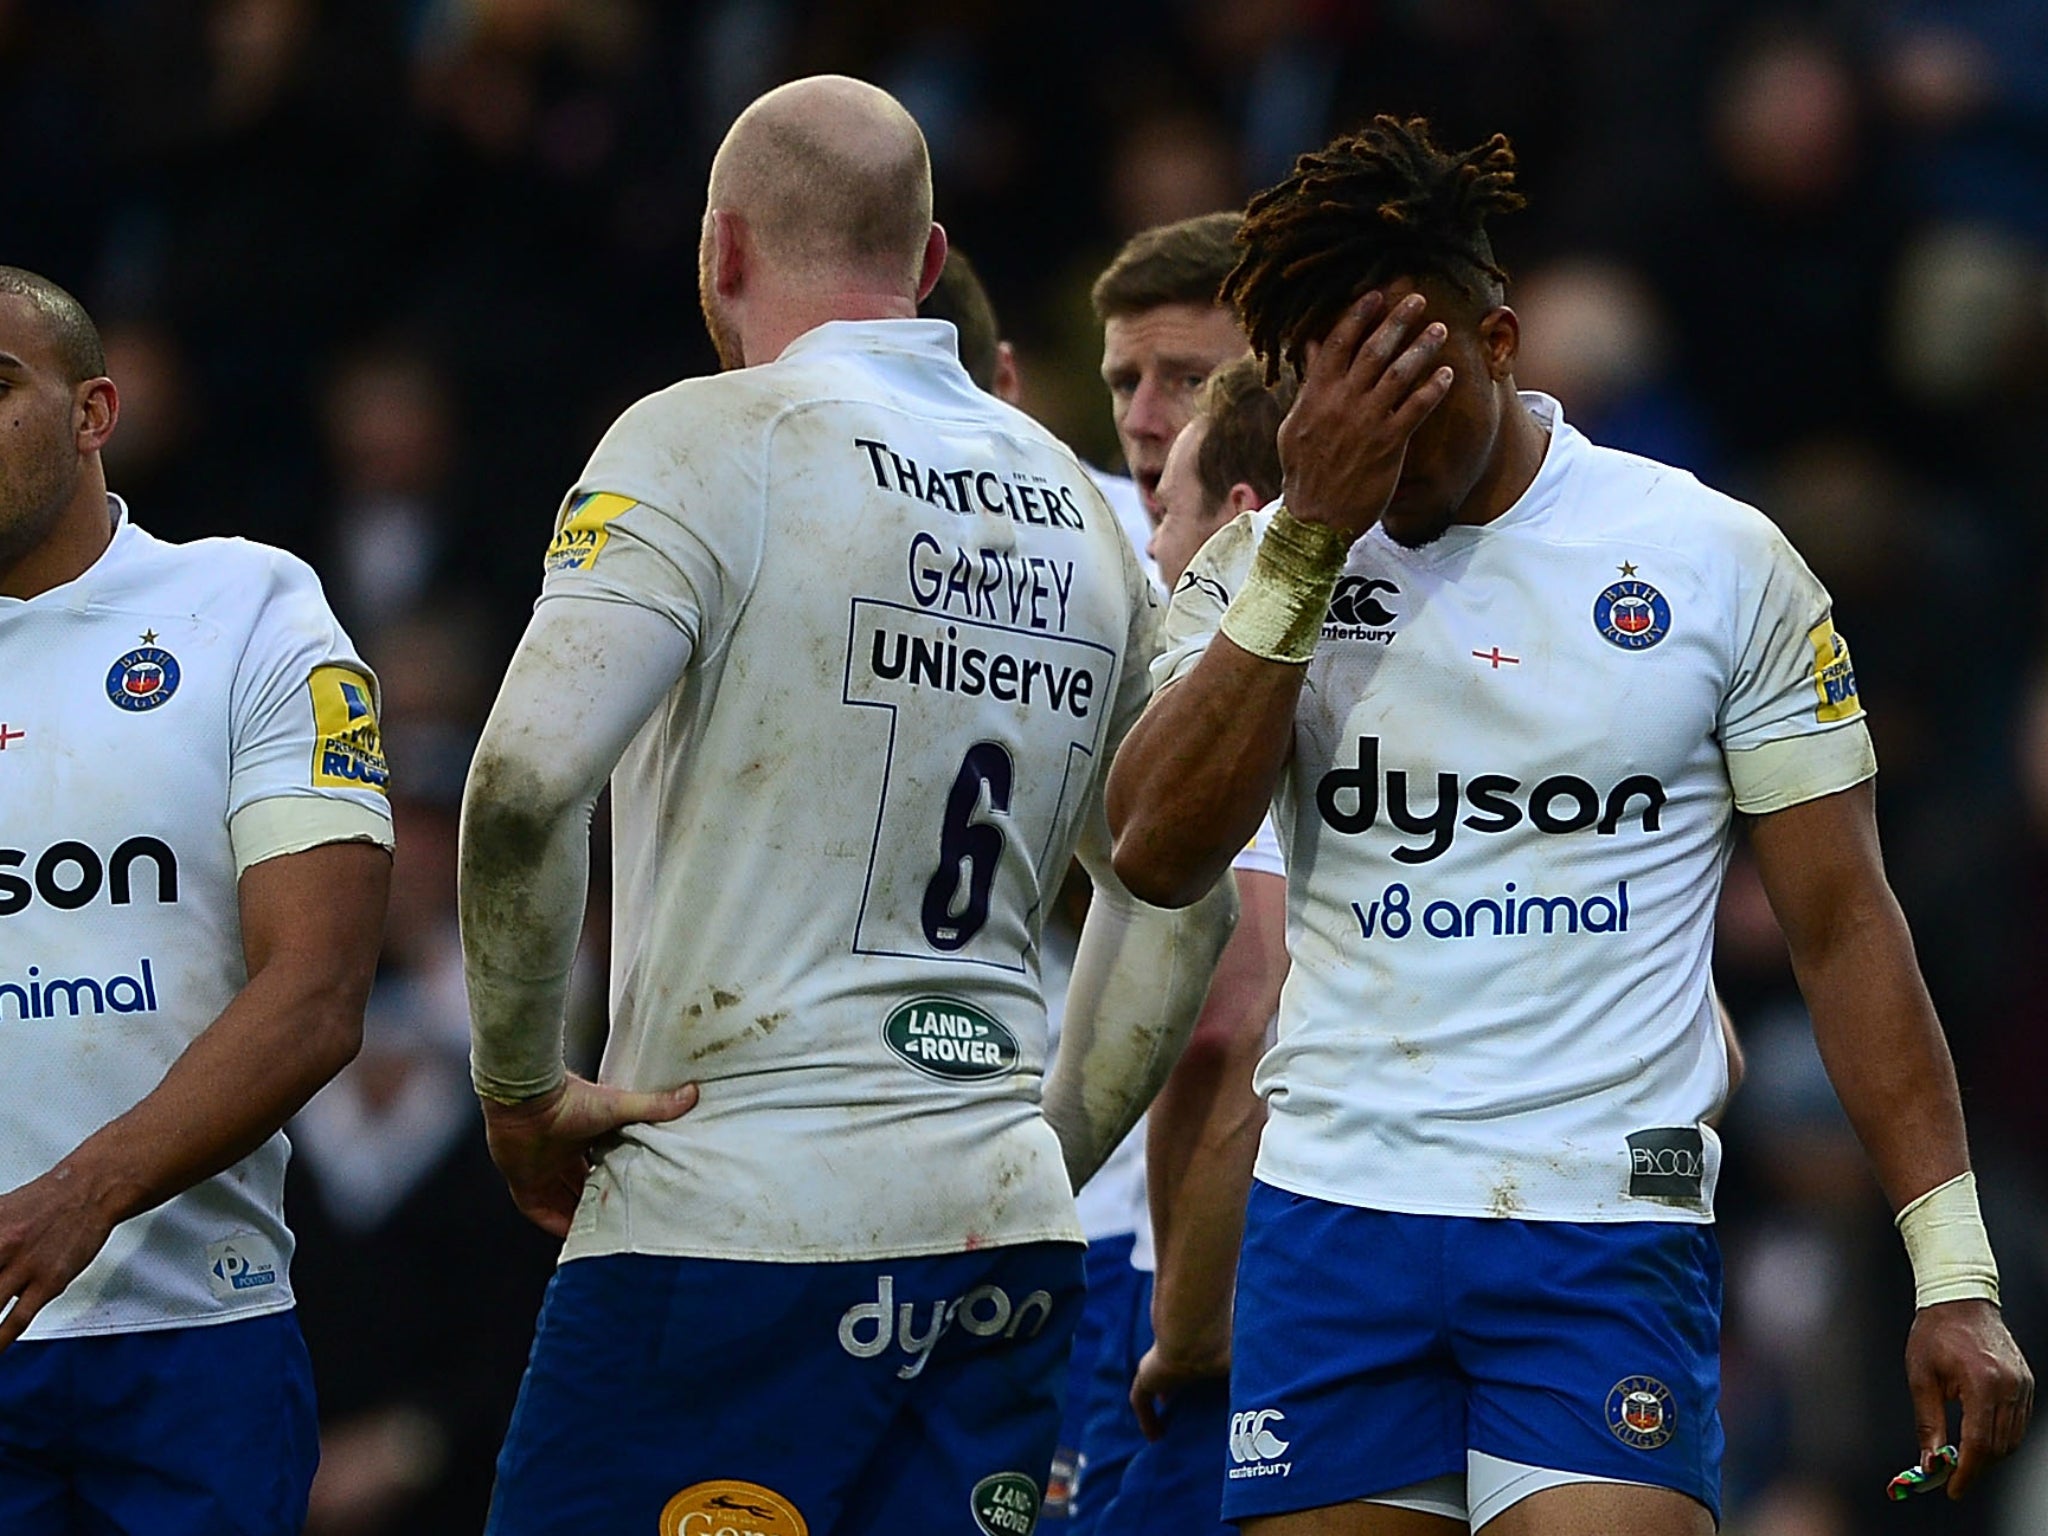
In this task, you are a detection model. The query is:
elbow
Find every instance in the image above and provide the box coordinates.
[460,747,581,876]
[1110,827,1222,909]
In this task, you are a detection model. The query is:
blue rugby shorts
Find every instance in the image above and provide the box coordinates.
[1225,1181,1723,1525]
[488,1244,1084,1536]
[0,1309,317,1536]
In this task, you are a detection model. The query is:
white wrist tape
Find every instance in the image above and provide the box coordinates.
[1218,507,1349,664]
[1896,1171,2000,1308]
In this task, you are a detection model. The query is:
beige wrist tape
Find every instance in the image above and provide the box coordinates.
[1896,1171,2001,1308]
[1218,508,1350,664]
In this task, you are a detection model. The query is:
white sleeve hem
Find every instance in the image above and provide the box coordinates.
[1727,722,1877,815]
[231,797,394,876]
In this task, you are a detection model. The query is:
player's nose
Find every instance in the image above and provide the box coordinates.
[1125,373,1175,442]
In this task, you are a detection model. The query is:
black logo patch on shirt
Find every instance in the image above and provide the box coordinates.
[1627,1126,1705,1200]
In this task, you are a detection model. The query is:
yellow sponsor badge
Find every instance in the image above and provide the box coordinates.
[308,666,389,793]
[545,491,634,573]
[659,1480,809,1536]
[1807,618,1861,723]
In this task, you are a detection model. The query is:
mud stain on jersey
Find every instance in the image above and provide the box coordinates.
[711,987,743,1010]
[1488,1169,1524,1218]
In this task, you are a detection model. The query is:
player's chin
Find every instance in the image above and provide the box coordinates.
[1381,498,1454,550]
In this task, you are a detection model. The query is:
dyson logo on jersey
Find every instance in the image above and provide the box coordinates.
[836,1274,1054,1380]
[0,958,159,1020]
[0,836,178,916]
[1316,737,1666,865]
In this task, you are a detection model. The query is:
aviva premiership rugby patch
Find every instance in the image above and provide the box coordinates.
[1807,618,1860,722]
[660,1480,808,1536]
[545,491,634,572]
[309,666,388,793]
[884,996,1019,1081]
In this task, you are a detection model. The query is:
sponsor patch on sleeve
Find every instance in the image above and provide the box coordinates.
[1807,618,1860,723]
[309,666,389,793]
[545,491,635,573]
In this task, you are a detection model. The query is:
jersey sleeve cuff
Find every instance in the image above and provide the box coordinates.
[231,796,395,876]
[1726,721,1877,815]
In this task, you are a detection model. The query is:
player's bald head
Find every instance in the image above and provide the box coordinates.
[708,75,933,289]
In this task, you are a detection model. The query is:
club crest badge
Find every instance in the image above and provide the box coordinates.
[1606,1375,1677,1449]
[106,639,181,712]
[1593,577,1671,651]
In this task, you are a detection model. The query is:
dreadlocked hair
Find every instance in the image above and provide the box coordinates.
[1223,116,1525,384]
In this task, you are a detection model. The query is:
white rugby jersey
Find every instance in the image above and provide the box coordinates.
[1088,466,1161,594]
[537,320,1161,1263]
[1156,396,1874,1224]
[0,499,391,1337]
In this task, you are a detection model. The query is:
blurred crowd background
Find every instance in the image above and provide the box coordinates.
[4,0,2046,1531]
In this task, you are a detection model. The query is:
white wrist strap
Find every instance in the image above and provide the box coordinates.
[1217,508,1349,664]
[1896,1171,2000,1308]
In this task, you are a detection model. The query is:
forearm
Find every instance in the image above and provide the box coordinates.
[460,596,691,1102]
[61,863,384,1225]
[1042,874,1239,1188]
[1107,642,1300,906]
[460,773,593,1103]
[1147,1033,1266,1363]
[1793,890,1970,1210]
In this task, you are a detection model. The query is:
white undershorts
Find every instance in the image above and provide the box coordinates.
[1368,1451,1655,1530]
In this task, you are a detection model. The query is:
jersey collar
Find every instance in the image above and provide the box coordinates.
[777,318,964,367]
[0,494,133,614]
[1369,392,1581,562]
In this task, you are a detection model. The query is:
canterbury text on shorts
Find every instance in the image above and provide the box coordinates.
[488,1244,1084,1536]
[1224,1182,1723,1525]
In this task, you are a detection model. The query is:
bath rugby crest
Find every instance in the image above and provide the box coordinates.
[1593,570,1670,651]
[106,637,181,712]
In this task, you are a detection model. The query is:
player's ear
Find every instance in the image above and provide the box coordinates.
[1225,481,1264,515]
[709,209,748,299]
[992,341,1023,406]
[1481,305,1520,381]
[75,376,118,454]
[916,222,948,304]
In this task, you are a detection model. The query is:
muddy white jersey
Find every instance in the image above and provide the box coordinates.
[538,320,1161,1263]
[1156,397,1873,1224]
[0,500,391,1337]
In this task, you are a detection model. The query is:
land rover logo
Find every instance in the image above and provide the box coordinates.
[971,1471,1040,1536]
[884,997,1019,1081]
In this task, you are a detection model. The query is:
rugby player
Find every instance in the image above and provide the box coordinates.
[458,76,1235,1536]
[1107,117,2033,1534]
[1062,217,1294,1534]
[1100,356,1295,1536]
[0,267,393,1532]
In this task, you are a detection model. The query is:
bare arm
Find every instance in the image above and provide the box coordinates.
[1749,780,2031,1496]
[1107,650,1305,908]
[0,839,391,1349]
[1131,869,1287,1435]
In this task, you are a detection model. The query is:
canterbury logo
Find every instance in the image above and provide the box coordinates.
[1328,577,1399,628]
[1229,1409,1291,1464]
